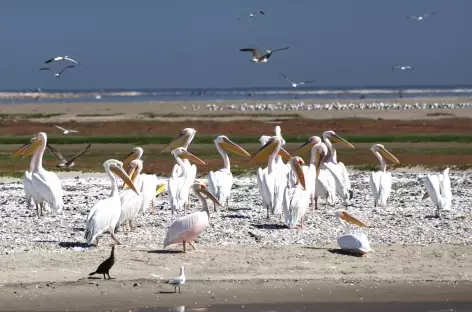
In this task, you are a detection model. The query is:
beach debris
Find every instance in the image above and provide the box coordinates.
[248,231,262,242]
[239,47,290,64]
[406,12,436,21]
[39,65,76,78]
[167,265,186,293]
[47,143,91,168]
[44,55,82,65]
[238,10,265,20]
[89,245,116,280]
[54,125,80,135]
[279,73,315,88]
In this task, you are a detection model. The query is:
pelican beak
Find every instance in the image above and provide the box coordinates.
[156,183,167,195]
[22,137,42,159]
[12,142,31,157]
[330,134,355,149]
[314,148,326,178]
[340,211,369,227]
[182,150,206,165]
[294,159,306,190]
[220,137,250,157]
[422,192,429,200]
[111,165,139,194]
[123,150,138,167]
[198,185,222,206]
[293,140,316,157]
[279,147,292,162]
[249,138,277,164]
[162,131,193,153]
[122,165,138,189]
[379,146,400,164]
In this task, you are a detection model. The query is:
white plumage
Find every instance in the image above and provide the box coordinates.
[283,157,310,229]
[423,168,452,217]
[368,144,400,207]
[118,159,145,231]
[335,209,372,255]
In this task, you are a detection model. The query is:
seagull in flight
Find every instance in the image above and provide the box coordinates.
[54,125,79,134]
[393,65,414,71]
[238,10,265,20]
[239,47,290,63]
[45,56,82,65]
[47,143,91,168]
[406,12,436,20]
[279,73,315,88]
[39,65,75,78]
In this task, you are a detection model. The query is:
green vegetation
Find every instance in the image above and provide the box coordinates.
[75,113,124,117]
[0,113,63,119]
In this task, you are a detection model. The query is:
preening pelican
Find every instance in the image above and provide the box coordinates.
[163,184,221,252]
[21,132,63,215]
[250,136,291,218]
[293,137,335,210]
[208,135,250,210]
[322,130,355,202]
[85,159,138,246]
[369,144,400,207]
[168,148,206,214]
[118,159,144,232]
[335,209,372,255]
[283,157,311,229]
[423,168,452,218]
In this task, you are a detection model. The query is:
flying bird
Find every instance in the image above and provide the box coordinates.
[392,65,413,72]
[47,143,91,168]
[39,65,75,78]
[45,56,82,65]
[89,245,116,280]
[239,47,290,64]
[54,125,79,134]
[279,73,315,88]
[167,265,186,293]
[406,12,436,20]
[238,10,265,20]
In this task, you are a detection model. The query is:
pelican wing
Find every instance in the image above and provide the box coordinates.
[208,169,232,204]
[337,162,351,190]
[337,232,372,254]
[315,169,336,205]
[32,171,63,213]
[54,125,66,131]
[163,212,208,247]
[283,185,309,229]
[45,56,63,63]
[323,162,350,201]
[424,174,446,209]
[118,187,144,228]
[257,167,270,209]
[85,196,121,244]
[139,174,160,213]
[59,65,76,75]
[439,169,452,210]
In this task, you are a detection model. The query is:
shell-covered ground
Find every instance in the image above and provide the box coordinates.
[1,169,471,254]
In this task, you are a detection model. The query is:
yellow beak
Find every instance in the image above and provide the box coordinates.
[162,131,192,153]
[314,148,326,177]
[379,146,400,164]
[12,142,31,157]
[123,150,138,168]
[249,138,291,165]
[122,165,138,190]
[293,140,315,158]
[340,211,369,227]
[181,150,206,165]
[293,161,306,189]
[220,137,251,157]
[156,184,167,195]
[111,165,139,194]
[22,138,42,159]
[199,186,222,206]
[330,134,355,149]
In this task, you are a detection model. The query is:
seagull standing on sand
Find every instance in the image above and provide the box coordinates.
[45,56,82,65]
[392,65,414,72]
[54,125,79,134]
[39,65,75,78]
[239,47,290,64]
[238,10,265,20]
[279,73,315,88]
[168,265,186,293]
[406,12,436,20]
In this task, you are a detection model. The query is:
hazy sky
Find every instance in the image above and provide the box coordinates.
[1,0,471,89]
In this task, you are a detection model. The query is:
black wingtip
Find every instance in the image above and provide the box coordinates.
[89,272,95,276]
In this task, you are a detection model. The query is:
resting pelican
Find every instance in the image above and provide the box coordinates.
[322,130,355,202]
[423,168,452,218]
[293,137,335,210]
[283,157,311,229]
[208,135,250,210]
[163,184,221,252]
[250,136,291,218]
[369,144,400,207]
[21,132,63,215]
[168,147,206,214]
[85,159,138,246]
[118,159,144,232]
[335,209,372,255]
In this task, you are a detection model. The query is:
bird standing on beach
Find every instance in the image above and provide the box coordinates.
[422,168,452,218]
[335,209,372,255]
[46,143,91,168]
[406,12,436,20]
[283,156,310,229]
[54,125,79,134]
[238,10,265,20]
[39,65,75,78]
[118,159,145,232]
[239,47,290,64]
[279,73,315,88]
[89,245,116,280]
[45,55,82,65]
[369,144,400,207]
[167,265,186,293]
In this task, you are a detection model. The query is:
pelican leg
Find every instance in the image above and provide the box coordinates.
[437,206,441,219]
[178,285,181,293]
[110,232,122,245]
[174,285,177,293]
[129,220,133,231]
[95,237,99,247]
[213,202,217,213]
[189,241,198,251]
[266,205,270,219]
[226,197,230,210]
[183,241,187,253]
[151,198,156,215]
[314,197,318,212]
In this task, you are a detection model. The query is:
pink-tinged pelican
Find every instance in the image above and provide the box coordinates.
[163,184,221,252]
[85,159,138,246]
[335,209,372,255]
[168,147,206,214]
[208,135,250,210]
[282,156,311,229]
[118,159,144,232]
[322,130,355,203]
[422,168,452,218]
[369,144,400,207]
[250,136,291,219]
[21,132,63,215]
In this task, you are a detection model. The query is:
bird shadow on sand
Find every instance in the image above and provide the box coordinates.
[228,207,252,212]
[222,214,251,219]
[424,215,441,220]
[251,223,287,230]
[58,241,91,248]
[328,249,364,257]
[159,290,179,294]
[302,246,331,251]
[147,250,183,254]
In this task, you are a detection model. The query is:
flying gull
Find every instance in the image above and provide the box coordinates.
[54,125,79,134]
[392,65,414,71]
[239,47,290,64]
[279,73,315,88]
[45,56,82,65]
[47,143,91,168]
[238,10,265,20]
[406,12,436,20]
[39,65,75,78]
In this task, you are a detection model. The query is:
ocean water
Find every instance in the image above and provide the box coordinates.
[1,85,472,104]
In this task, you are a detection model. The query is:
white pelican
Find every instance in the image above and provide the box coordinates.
[239,47,290,64]
[164,184,221,252]
[322,130,355,203]
[423,168,452,218]
[208,135,250,210]
[13,141,37,211]
[85,159,138,246]
[283,157,311,229]
[21,132,64,215]
[54,125,79,134]
[369,144,400,207]
[168,147,206,214]
[39,66,75,78]
[250,136,291,218]
[118,159,144,232]
[293,136,335,210]
[45,55,82,65]
[335,209,372,255]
